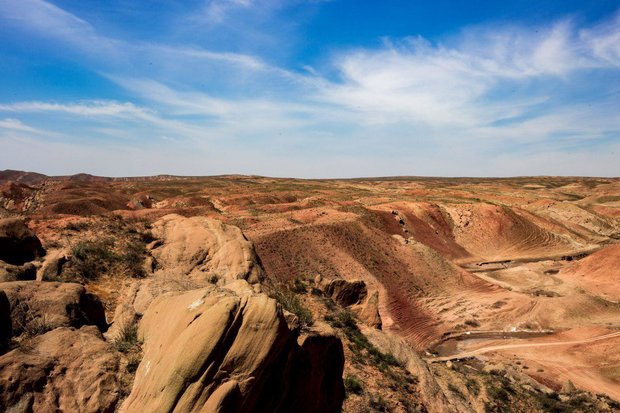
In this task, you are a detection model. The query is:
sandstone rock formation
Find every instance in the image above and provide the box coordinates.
[0,262,36,282]
[0,218,45,265]
[149,214,264,284]
[0,290,11,351]
[105,277,200,341]
[0,281,107,336]
[0,326,120,412]
[36,249,69,281]
[361,325,465,413]
[325,279,367,307]
[120,281,344,413]
[358,290,382,329]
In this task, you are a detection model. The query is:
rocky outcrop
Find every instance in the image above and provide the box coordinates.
[325,279,367,307]
[0,262,36,282]
[286,325,345,413]
[36,249,69,281]
[0,290,10,351]
[105,277,201,341]
[361,326,467,413]
[358,290,382,329]
[0,326,120,412]
[120,281,344,413]
[149,214,264,284]
[0,218,45,265]
[0,281,107,336]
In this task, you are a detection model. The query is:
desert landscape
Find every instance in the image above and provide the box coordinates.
[1,169,619,412]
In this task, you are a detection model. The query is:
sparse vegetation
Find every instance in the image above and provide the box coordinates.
[126,353,141,374]
[344,375,363,395]
[267,282,314,329]
[11,299,53,338]
[433,360,620,413]
[66,234,147,281]
[325,310,400,371]
[69,239,116,280]
[114,321,140,353]
[368,394,390,412]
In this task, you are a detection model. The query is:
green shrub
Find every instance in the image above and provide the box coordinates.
[126,353,142,373]
[114,322,140,353]
[326,310,400,371]
[290,277,307,294]
[68,237,146,280]
[118,240,147,278]
[268,285,313,328]
[369,395,390,412]
[344,375,363,395]
[70,239,115,279]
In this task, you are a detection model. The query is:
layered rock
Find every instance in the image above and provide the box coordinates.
[149,214,264,284]
[120,281,344,413]
[0,327,120,412]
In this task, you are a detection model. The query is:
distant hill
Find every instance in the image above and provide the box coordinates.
[0,170,48,185]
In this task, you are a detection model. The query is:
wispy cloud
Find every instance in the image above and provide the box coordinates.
[0,118,40,133]
[203,0,255,23]
[0,117,68,140]
[0,101,153,117]
[319,18,619,128]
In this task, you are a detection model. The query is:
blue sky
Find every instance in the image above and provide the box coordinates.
[0,0,619,177]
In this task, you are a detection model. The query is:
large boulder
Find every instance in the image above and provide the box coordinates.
[0,281,107,336]
[149,214,264,284]
[0,326,121,412]
[120,281,344,413]
[0,218,45,265]
[105,278,201,341]
[324,279,367,307]
[36,249,69,281]
[0,262,36,282]
[357,290,382,329]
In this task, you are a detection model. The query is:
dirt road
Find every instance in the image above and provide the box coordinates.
[427,330,620,362]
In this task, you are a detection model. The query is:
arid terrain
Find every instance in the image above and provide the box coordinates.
[1,169,620,412]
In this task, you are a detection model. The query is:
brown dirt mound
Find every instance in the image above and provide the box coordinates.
[561,244,620,300]
[443,203,584,262]
[369,202,471,260]
[250,212,501,349]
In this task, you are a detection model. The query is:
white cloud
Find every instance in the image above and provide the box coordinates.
[203,0,254,23]
[0,118,38,132]
[318,18,620,128]
[0,101,153,118]
[581,13,620,67]
[0,118,68,139]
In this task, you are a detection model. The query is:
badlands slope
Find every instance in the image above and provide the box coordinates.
[1,170,619,412]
